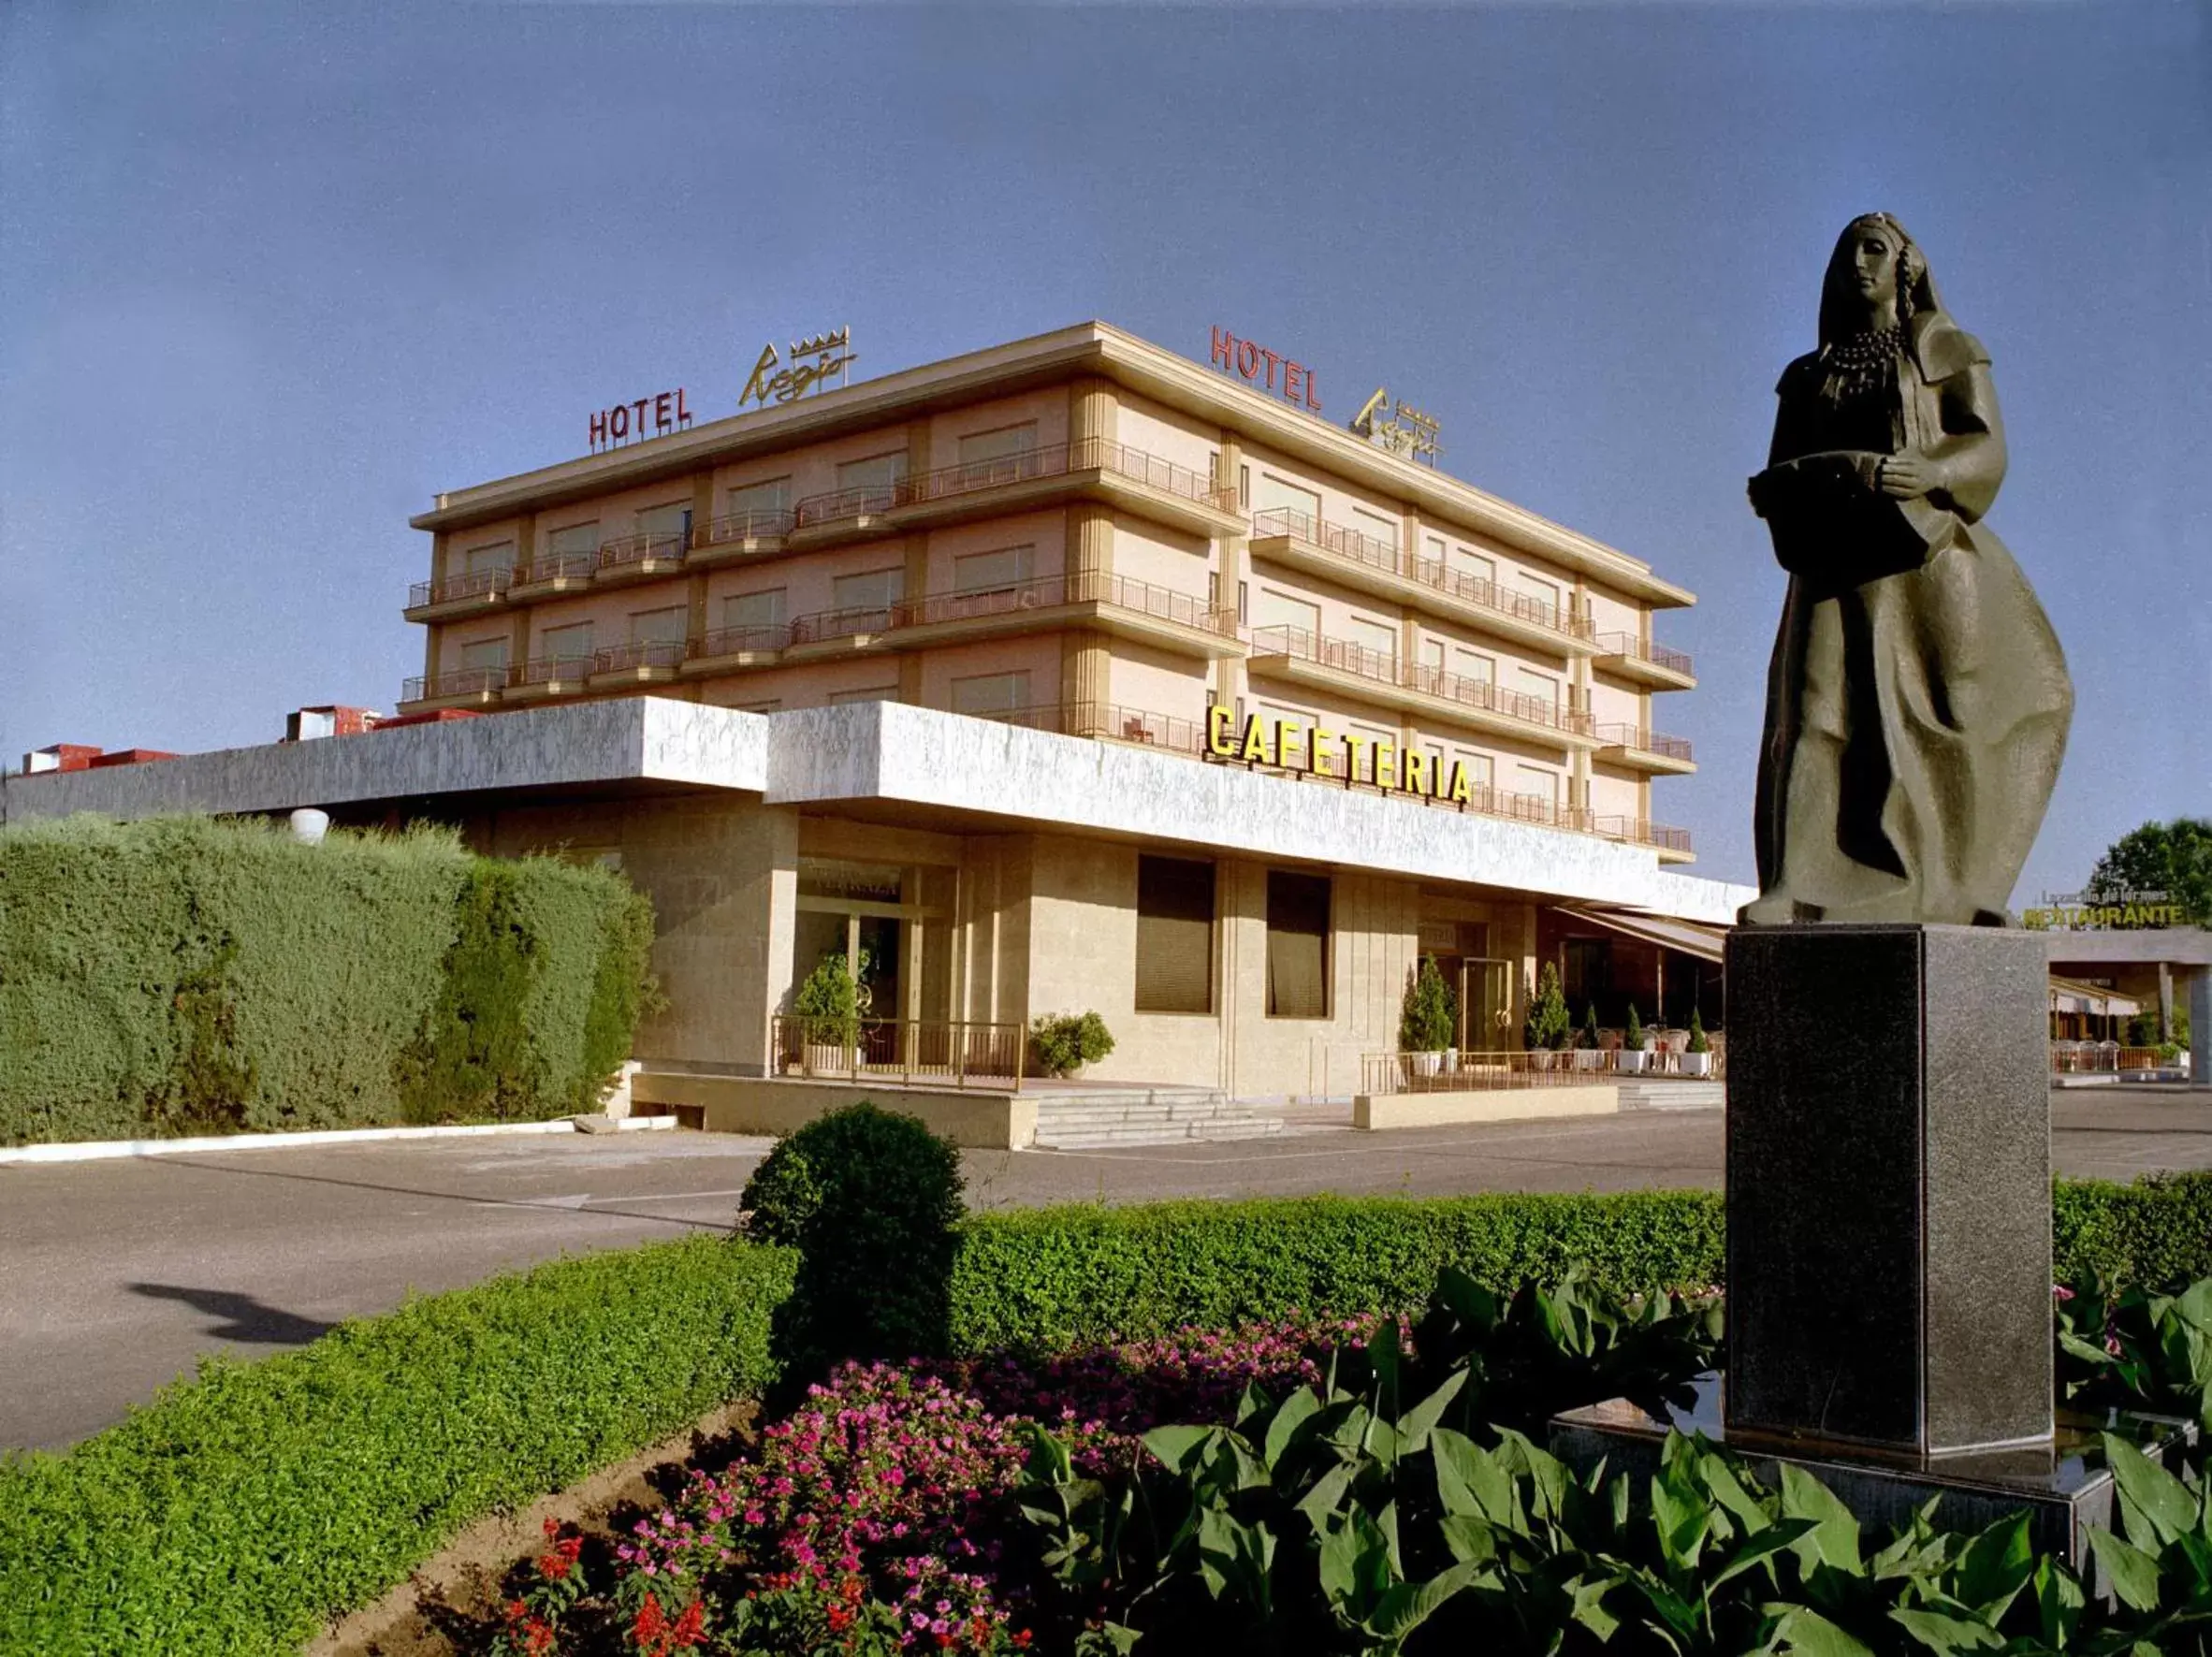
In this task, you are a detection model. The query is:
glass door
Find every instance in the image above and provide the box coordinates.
[1462,959,1513,1052]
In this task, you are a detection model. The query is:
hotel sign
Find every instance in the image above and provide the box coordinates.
[1351,387,1442,465]
[741,328,857,412]
[589,388,693,451]
[1206,706,1486,804]
[1208,327,1320,411]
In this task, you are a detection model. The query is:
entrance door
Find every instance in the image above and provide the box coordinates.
[1462,959,1512,1052]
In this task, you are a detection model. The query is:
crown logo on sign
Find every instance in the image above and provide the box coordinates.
[791,327,851,357]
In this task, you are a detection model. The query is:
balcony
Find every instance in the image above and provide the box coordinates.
[687,508,796,570]
[1593,721,1696,774]
[892,438,1245,540]
[504,653,597,700]
[508,550,597,601]
[1245,624,1600,749]
[684,623,789,676]
[1592,815,1696,861]
[1246,508,1599,658]
[403,565,513,623]
[964,700,1211,757]
[398,666,508,709]
[595,531,687,587]
[588,638,687,688]
[1593,630,1696,690]
[790,483,903,546]
[770,571,1241,666]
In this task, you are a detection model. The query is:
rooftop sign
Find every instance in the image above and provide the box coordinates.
[1208,327,1319,412]
[1350,387,1442,466]
[589,388,692,452]
[741,327,856,412]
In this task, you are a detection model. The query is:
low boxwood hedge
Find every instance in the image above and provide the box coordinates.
[2054,1169,2212,1286]
[0,1237,794,1657]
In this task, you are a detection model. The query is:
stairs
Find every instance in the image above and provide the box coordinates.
[1615,1079,1724,1112]
[1029,1088,1286,1150]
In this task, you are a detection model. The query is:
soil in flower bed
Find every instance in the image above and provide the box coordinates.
[309,1400,759,1657]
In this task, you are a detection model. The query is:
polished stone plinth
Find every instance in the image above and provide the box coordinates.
[1725,924,2052,1456]
[1550,1374,2193,1569]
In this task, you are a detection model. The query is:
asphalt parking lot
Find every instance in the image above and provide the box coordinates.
[4,1086,2207,1451]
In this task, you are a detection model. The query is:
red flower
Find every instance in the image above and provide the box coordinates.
[827,1606,853,1633]
[544,1516,563,1539]
[537,1551,572,1581]
[556,1534,584,1563]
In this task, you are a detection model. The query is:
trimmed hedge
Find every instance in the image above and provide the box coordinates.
[0,814,658,1144]
[0,1237,795,1657]
[2055,1170,2212,1286]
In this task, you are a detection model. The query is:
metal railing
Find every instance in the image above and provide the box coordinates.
[597,531,685,572]
[773,1016,1025,1088]
[962,700,1210,756]
[1248,624,1595,738]
[1593,723,1695,762]
[1252,507,1597,646]
[691,623,789,661]
[793,483,903,529]
[511,653,597,688]
[1362,1043,1724,1095]
[2051,1043,2188,1075]
[1592,816,1695,853]
[895,441,1084,504]
[401,666,507,702]
[892,570,1236,637]
[1594,631,1695,676]
[787,602,898,646]
[517,551,598,586]
[691,507,797,551]
[592,639,687,674]
[408,566,513,609]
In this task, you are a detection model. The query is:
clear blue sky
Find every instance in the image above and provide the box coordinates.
[4,2,2205,898]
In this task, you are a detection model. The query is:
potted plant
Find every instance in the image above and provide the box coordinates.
[1681,1008,1713,1076]
[1574,1002,1604,1069]
[1620,1003,1651,1073]
[1399,956,1457,1078]
[1524,962,1569,1069]
[1030,1010,1114,1079]
[793,948,866,1074]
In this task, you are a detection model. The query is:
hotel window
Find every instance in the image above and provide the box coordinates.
[956,423,1037,463]
[1420,638,1445,674]
[1351,506,1399,551]
[637,501,690,542]
[829,685,900,705]
[458,637,509,673]
[834,567,904,612]
[1425,535,1447,561]
[546,522,599,559]
[462,539,516,576]
[951,671,1031,716]
[837,451,910,490]
[1457,749,1495,792]
[629,606,687,645]
[1454,545,1497,589]
[1518,574,1563,618]
[1254,472,1320,530]
[727,477,792,519]
[1239,464,1250,508]
[953,545,1034,595]
[1252,588,1320,640]
[1265,870,1332,1019]
[1347,615,1396,664]
[540,621,594,662]
[1517,669,1560,716]
[1455,647,1496,684]
[1516,764,1559,807]
[724,589,786,632]
[1134,855,1215,1014]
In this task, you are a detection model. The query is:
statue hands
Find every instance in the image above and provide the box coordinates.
[1874,451,1946,501]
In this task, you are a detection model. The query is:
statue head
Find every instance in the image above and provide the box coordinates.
[1818,213,1943,344]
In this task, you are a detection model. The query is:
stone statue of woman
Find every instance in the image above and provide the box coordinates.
[1742,213,2072,926]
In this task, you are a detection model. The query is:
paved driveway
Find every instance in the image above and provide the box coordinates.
[4,1087,2207,1451]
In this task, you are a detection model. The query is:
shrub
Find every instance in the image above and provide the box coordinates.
[791,949,863,1047]
[1522,962,1569,1053]
[741,1102,968,1377]
[1580,1000,1601,1049]
[1624,1001,1644,1050]
[1686,1007,1710,1054]
[0,1237,794,1657]
[1029,1010,1114,1078]
[1398,956,1456,1054]
[2054,1171,2212,1287]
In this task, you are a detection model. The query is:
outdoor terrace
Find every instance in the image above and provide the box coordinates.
[1245,623,1601,749]
[1593,722,1696,774]
[1592,630,1696,690]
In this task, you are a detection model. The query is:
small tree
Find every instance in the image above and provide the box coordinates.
[1687,1007,1710,1054]
[1581,1001,1602,1050]
[1400,956,1458,1053]
[1030,1010,1115,1078]
[1624,1002,1645,1051]
[1524,962,1570,1052]
[793,948,867,1047]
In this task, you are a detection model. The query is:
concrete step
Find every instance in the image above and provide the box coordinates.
[1616,1079,1724,1112]
[1034,1117,1286,1149]
[1032,1100,1259,1126]
[1030,1090,1286,1148]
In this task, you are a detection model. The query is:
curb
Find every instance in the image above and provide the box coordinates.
[0,1115,679,1167]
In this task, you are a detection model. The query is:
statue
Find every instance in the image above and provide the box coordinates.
[1742,214,2072,926]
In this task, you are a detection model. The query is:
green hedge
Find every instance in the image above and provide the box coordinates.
[2055,1170,2212,1286]
[0,814,658,1144]
[0,1237,795,1657]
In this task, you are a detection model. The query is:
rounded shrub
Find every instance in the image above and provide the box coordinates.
[739,1101,967,1380]
[1029,1010,1114,1078]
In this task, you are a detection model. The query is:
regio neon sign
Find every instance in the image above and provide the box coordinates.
[741,328,857,411]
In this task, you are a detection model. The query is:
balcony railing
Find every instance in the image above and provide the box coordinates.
[785,438,1244,532]
[793,483,902,530]
[1594,631,1695,676]
[1361,1043,1724,1095]
[511,653,596,688]
[963,700,1211,757]
[891,570,1237,638]
[1252,507,1597,645]
[597,531,685,572]
[1592,816,1695,853]
[895,441,1083,505]
[787,603,897,647]
[2050,1043,2188,1076]
[518,550,598,586]
[1248,624,1595,738]
[772,1016,1024,1088]
[591,639,687,674]
[691,507,797,552]
[691,623,789,661]
[401,666,507,702]
[1593,722,1695,762]
[408,566,513,609]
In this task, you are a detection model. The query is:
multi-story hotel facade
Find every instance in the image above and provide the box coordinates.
[8,322,1750,1129]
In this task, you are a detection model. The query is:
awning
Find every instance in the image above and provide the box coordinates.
[2048,975,2140,1017]
[1554,905,1726,965]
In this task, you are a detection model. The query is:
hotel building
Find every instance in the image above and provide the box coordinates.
[7,322,1755,1140]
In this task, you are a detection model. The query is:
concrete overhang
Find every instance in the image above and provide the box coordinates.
[2045,929,2212,968]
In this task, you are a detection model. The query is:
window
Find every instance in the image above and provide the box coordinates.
[1517,669,1560,714]
[1135,856,1215,1013]
[953,545,1033,595]
[540,621,594,662]
[1419,639,1445,674]
[1252,588,1320,637]
[1518,574,1563,618]
[727,477,792,518]
[546,523,599,558]
[1238,464,1250,508]
[1265,871,1331,1018]
[1454,545,1496,589]
[1348,615,1396,662]
[837,451,910,490]
[951,671,1031,716]
[637,501,690,540]
[834,567,904,611]
[1455,647,1495,684]
[1254,472,1320,526]
[1516,764,1559,807]
[463,540,516,575]
[1351,506,1399,551]
[1456,749,1495,791]
[724,589,786,632]
[458,637,509,672]
[629,606,687,644]
[1425,535,1446,560]
[829,685,899,705]
[956,423,1037,463]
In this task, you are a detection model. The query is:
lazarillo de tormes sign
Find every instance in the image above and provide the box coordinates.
[741,328,857,412]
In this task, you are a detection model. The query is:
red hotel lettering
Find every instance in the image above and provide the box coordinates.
[589,387,694,450]
[1206,327,1320,413]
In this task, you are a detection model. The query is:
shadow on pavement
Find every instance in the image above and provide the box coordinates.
[124,1282,338,1344]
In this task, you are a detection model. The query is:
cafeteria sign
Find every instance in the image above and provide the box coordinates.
[1207,706,1485,804]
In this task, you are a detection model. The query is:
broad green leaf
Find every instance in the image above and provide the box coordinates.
[1364,1560,1486,1642]
[1570,1574,1622,1641]
[1954,1511,2034,1618]
[2103,1432,2198,1549]
[1295,1461,1359,1532]
[1432,1427,1517,1526]
[1392,1368,1467,1453]
[2085,1526,2162,1614]
[1710,1519,1823,1592]
[1887,1607,2003,1653]
[1142,1423,1215,1473]
[1780,1464,1863,1574]
[2032,1555,2086,1649]
[1262,1386,1321,1472]
[1438,1512,1499,1568]
[1768,1604,1877,1655]
[1233,1380,1271,1431]
[1651,1467,1710,1573]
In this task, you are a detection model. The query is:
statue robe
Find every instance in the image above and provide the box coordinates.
[1746,312,2073,926]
